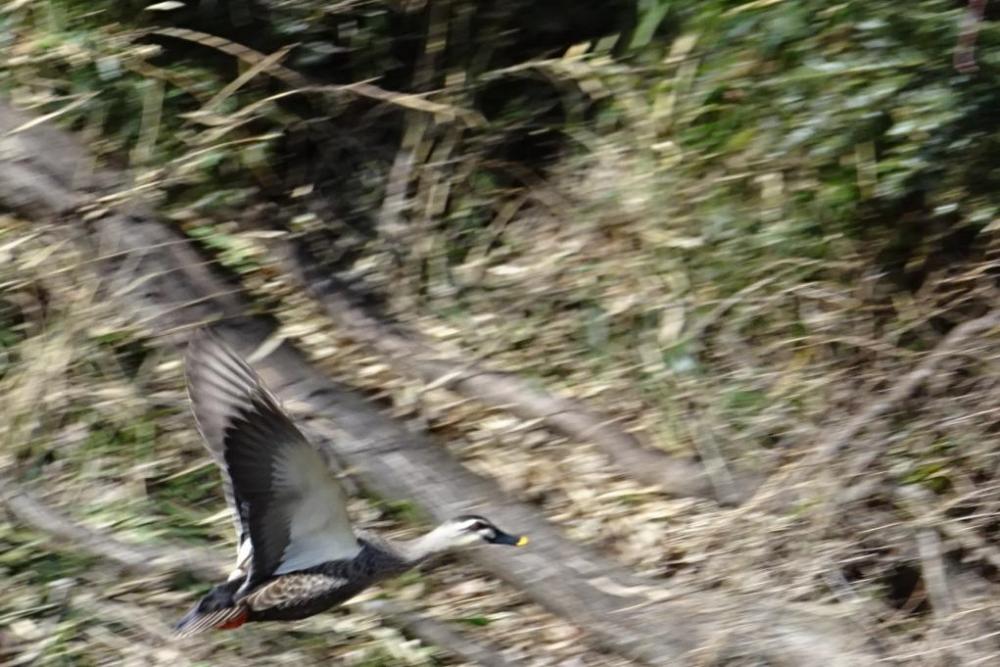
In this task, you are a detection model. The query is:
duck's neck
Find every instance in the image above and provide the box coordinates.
[393,524,458,566]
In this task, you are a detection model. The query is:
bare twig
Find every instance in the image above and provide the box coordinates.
[819,308,1000,463]
[802,308,1000,528]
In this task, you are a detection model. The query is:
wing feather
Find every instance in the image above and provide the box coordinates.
[244,574,347,611]
[185,332,261,553]
[185,330,359,580]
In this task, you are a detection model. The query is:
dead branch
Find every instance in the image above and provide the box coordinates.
[0,472,222,580]
[803,310,1000,534]
[0,98,880,666]
[818,308,1000,463]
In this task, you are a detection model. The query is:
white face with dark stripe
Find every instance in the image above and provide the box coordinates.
[453,515,527,547]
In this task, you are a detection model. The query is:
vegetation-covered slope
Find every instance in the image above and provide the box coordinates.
[3,1,1000,664]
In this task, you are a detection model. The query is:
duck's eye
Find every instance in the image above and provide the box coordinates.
[469,521,489,531]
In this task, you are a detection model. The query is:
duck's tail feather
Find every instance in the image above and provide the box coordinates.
[174,604,248,637]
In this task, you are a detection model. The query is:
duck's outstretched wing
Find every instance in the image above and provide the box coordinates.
[185,330,359,580]
[184,331,251,572]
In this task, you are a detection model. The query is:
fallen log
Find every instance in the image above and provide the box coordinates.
[0,99,880,666]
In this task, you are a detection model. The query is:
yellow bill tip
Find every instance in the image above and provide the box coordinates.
[516,535,529,547]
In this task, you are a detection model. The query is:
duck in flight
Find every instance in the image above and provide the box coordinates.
[175,330,527,635]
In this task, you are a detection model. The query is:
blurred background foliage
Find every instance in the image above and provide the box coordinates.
[6,0,1000,342]
[5,0,1000,664]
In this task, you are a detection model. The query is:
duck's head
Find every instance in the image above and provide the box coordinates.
[437,514,529,549]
